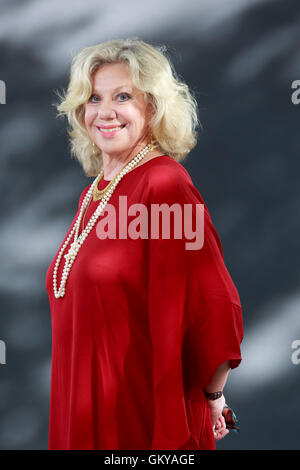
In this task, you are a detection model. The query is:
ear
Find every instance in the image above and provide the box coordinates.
[145,100,155,123]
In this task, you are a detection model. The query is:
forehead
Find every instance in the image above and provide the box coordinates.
[91,62,134,91]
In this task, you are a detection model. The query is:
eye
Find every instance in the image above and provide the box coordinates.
[88,94,99,103]
[118,93,131,102]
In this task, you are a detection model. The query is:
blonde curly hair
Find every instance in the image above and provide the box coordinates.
[53,38,201,177]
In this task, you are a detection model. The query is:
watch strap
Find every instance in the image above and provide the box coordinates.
[204,390,223,400]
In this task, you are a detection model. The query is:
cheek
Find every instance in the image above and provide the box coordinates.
[128,113,147,132]
[83,109,89,127]
[84,107,94,127]
[125,104,147,128]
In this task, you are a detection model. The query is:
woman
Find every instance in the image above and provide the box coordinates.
[45,38,244,450]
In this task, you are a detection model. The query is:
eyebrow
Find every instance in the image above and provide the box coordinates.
[92,85,132,93]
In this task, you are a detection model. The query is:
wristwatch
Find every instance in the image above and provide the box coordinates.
[204,390,223,400]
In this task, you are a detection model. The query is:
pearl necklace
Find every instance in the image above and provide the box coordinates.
[53,142,156,299]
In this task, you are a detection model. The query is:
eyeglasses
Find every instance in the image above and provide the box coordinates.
[223,405,240,432]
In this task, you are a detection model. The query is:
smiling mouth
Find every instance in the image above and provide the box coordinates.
[97,124,126,134]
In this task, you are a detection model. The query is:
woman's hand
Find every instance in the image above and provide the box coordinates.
[207,395,230,440]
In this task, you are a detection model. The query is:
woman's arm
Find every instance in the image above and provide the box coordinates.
[204,361,231,440]
[204,360,231,394]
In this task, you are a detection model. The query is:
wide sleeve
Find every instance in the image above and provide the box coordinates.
[146,167,244,450]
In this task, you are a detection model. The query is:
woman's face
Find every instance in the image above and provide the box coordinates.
[84,62,153,159]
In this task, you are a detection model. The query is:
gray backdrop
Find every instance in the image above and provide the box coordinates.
[0,0,299,450]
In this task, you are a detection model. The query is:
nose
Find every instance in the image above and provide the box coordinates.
[96,98,116,119]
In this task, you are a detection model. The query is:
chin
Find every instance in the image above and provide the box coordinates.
[99,143,129,154]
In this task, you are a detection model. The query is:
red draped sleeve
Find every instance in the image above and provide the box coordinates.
[146,163,244,450]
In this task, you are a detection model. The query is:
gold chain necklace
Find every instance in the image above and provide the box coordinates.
[92,140,158,202]
[92,169,121,202]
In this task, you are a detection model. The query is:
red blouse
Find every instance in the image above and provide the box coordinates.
[45,155,244,450]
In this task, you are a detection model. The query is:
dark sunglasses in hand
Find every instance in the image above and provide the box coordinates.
[223,405,240,432]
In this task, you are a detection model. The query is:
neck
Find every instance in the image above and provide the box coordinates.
[101,141,157,180]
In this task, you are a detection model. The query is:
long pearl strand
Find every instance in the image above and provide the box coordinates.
[53,142,155,299]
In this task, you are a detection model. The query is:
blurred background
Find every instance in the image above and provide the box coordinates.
[0,0,299,450]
